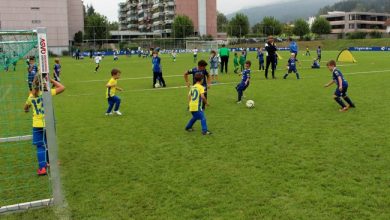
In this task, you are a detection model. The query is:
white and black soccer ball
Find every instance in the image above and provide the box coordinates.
[246,100,255,108]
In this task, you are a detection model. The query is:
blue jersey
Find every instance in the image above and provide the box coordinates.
[288,58,298,70]
[152,56,161,72]
[209,55,218,69]
[257,51,264,62]
[187,68,209,87]
[289,41,298,53]
[54,64,61,74]
[28,64,38,82]
[241,69,251,83]
[332,68,348,87]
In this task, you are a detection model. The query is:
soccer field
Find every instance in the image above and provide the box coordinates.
[2,50,390,219]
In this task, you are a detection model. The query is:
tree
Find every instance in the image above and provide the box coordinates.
[251,23,262,34]
[293,19,310,39]
[172,15,194,38]
[84,13,110,42]
[259,17,283,36]
[311,17,331,35]
[228,13,249,37]
[282,24,293,36]
[74,31,83,44]
[217,12,228,32]
[108,22,119,31]
[86,5,96,17]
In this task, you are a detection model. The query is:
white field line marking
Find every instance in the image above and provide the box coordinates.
[66,69,390,97]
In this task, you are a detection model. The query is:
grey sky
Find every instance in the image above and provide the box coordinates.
[82,0,288,22]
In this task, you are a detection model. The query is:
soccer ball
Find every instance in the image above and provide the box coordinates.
[246,100,255,108]
[154,83,161,88]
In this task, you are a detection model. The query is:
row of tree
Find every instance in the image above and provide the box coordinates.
[218,13,331,38]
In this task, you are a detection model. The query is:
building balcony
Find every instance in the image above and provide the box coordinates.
[152,3,164,10]
[153,21,164,26]
[165,19,174,24]
[127,24,138,29]
[164,29,172,33]
[164,1,175,7]
[138,9,144,15]
[152,12,165,19]
[138,17,145,22]
[165,11,175,16]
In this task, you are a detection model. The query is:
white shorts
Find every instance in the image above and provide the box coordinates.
[210,68,218,76]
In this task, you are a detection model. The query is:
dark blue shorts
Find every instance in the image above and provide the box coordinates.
[288,68,297,73]
[32,127,46,146]
[236,82,249,91]
[334,86,348,97]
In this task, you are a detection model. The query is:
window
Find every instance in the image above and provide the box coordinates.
[32,20,41,24]
[31,7,40,10]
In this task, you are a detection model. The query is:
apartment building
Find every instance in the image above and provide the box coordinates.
[321,11,390,34]
[0,0,84,54]
[118,0,217,37]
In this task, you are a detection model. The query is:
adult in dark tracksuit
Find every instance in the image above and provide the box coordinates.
[219,45,230,74]
[265,37,278,79]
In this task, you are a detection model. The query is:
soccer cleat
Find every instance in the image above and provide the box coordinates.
[347,104,356,108]
[236,101,242,104]
[339,107,349,112]
[37,167,47,176]
[105,112,113,116]
[114,111,122,116]
[185,128,194,132]
[202,131,212,135]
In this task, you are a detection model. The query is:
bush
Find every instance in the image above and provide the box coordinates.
[369,31,382,39]
[346,32,367,39]
[62,50,70,56]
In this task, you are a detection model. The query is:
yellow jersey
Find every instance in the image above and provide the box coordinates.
[106,77,117,98]
[26,89,56,128]
[188,83,205,112]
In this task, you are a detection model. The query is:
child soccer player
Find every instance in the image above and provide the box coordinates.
[257,48,264,71]
[236,60,251,104]
[311,59,320,69]
[113,50,119,61]
[152,51,166,88]
[239,51,246,72]
[171,50,177,62]
[24,75,65,175]
[209,50,219,84]
[305,47,311,56]
[184,60,211,110]
[53,58,61,82]
[185,73,211,135]
[317,46,322,62]
[27,56,38,91]
[94,53,102,73]
[324,60,356,112]
[105,69,123,115]
[193,47,198,63]
[283,53,300,79]
[233,52,239,74]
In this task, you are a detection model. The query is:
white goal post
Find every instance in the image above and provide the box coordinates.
[185,40,220,51]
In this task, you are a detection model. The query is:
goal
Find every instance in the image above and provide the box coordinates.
[185,40,219,52]
[0,29,64,214]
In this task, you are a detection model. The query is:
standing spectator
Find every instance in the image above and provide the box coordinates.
[152,51,166,88]
[257,47,265,71]
[219,44,230,74]
[288,38,298,58]
[265,36,278,79]
[89,49,93,59]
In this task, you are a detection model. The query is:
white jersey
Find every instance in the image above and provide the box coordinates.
[193,49,198,55]
[95,56,101,64]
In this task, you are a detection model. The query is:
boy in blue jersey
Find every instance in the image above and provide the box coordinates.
[317,46,322,62]
[209,50,219,84]
[24,75,65,175]
[256,47,264,70]
[53,58,61,82]
[311,59,320,69]
[152,51,166,88]
[236,60,251,103]
[27,56,38,91]
[324,60,356,112]
[184,60,211,110]
[185,73,211,135]
[283,53,300,79]
[289,38,298,58]
[106,69,123,116]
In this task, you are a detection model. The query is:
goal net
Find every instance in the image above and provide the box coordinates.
[0,29,63,214]
[185,40,219,52]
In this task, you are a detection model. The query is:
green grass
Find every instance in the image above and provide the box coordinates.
[1,50,390,219]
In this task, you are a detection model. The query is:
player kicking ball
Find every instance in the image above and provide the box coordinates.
[324,60,356,112]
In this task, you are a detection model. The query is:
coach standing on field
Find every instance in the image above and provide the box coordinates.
[219,44,230,74]
[265,36,278,79]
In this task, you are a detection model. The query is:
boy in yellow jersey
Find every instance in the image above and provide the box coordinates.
[105,68,123,116]
[24,75,65,175]
[185,73,212,135]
